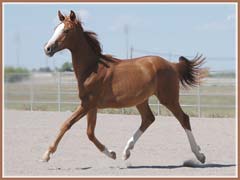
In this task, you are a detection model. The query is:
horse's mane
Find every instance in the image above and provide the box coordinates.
[83,30,120,65]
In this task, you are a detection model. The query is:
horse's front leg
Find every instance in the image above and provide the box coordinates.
[41,105,89,162]
[87,108,116,160]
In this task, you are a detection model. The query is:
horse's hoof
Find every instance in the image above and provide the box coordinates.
[110,151,117,160]
[103,148,116,160]
[122,151,130,160]
[41,151,50,162]
[41,156,50,162]
[197,153,206,164]
[40,157,49,162]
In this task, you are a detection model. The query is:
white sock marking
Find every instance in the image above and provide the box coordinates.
[102,147,113,158]
[123,129,143,159]
[41,150,51,162]
[185,129,205,163]
[185,129,199,153]
[127,129,143,147]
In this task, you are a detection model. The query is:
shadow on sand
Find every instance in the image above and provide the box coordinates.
[126,163,236,169]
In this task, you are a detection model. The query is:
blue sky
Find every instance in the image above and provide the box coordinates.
[3,3,237,71]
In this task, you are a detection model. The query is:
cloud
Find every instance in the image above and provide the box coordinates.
[196,13,236,31]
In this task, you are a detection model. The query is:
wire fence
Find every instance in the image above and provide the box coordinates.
[4,71,236,118]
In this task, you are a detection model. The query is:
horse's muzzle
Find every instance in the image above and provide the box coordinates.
[44,43,57,57]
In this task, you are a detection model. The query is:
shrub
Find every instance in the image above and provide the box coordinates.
[60,62,73,72]
[4,67,30,83]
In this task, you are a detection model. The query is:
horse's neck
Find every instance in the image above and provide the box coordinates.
[70,39,98,84]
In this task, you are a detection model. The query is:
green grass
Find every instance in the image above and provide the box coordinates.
[4,74,236,118]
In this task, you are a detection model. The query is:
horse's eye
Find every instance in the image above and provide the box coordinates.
[64,29,69,34]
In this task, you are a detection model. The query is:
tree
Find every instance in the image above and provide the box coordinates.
[4,66,30,83]
[38,67,52,72]
[60,62,73,72]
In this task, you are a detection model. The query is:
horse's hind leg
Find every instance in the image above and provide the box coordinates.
[87,108,116,160]
[164,102,206,163]
[123,100,155,160]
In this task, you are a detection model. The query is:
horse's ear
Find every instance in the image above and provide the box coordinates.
[58,10,65,22]
[70,10,76,21]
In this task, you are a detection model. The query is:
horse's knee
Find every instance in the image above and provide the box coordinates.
[87,130,95,141]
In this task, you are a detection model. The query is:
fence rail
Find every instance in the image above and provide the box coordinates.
[4,72,236,118]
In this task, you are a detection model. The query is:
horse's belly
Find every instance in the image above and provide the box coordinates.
[97,84,155,109]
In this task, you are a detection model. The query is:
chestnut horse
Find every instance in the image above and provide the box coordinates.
[42,10,206,163]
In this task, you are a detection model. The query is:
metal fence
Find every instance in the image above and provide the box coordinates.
[4,71,236,117]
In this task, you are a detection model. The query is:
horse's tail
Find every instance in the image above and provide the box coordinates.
[174,54,208,88]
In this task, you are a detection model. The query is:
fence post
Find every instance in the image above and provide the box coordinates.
[197,73,201,117]
[57,72,61,112]
[30,72,33,111]
[5,75,8,108]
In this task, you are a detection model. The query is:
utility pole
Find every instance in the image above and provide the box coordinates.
[15,32,21,67]
[45,55,48,68]
[124,24,129,59]
[53,60,56,72]
[130,46,134,59]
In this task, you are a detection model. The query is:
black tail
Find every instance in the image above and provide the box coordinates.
[175,54,207,88]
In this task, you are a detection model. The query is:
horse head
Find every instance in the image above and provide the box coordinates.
[44,10,82,57]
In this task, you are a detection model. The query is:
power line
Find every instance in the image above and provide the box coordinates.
[132,48,236,61]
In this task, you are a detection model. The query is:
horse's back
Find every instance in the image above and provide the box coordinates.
[116,55,175,70]
[97,56,178,108]
[115,55,178,81]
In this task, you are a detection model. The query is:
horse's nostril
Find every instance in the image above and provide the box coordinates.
[47,47,51,52]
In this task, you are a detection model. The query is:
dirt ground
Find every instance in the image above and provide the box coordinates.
[3,110,237,177]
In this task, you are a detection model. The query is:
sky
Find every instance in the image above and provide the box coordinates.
[3,3,237,71]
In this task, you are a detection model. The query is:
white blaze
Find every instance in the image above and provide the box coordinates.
[46,23,64,47]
